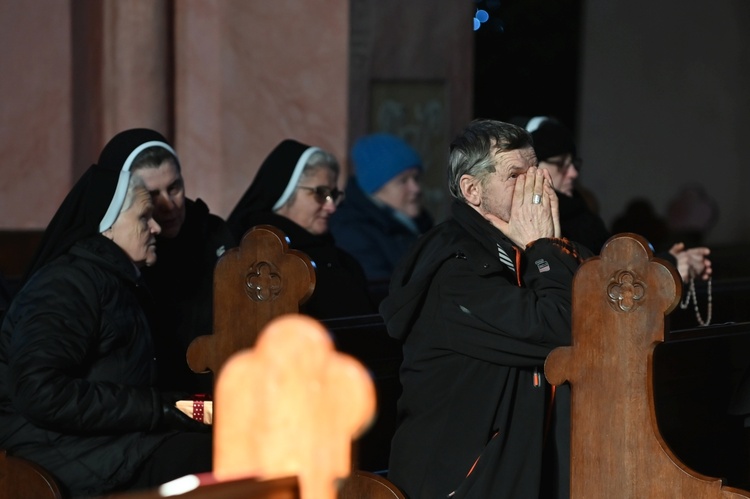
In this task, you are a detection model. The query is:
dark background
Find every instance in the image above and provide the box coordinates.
[473,0,583,131]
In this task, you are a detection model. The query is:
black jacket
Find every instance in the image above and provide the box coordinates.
[142,198,236,394]
[558,189,611,255]
[380,201,589,499]
[329,177,432,282]
[0,235,173,497]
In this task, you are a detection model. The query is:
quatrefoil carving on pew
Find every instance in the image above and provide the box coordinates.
[607,270,645,313]
[246,261,282,301]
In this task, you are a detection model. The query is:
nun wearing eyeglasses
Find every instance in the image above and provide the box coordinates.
[0,130,212,497]
[227,139,375,319]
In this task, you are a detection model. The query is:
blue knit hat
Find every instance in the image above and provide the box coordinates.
[352,133,422,194]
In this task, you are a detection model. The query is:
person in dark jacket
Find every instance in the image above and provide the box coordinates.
[130,133,236,395]
[521,115,711,284]
[380,119,591,499]
[227,139,375,320]
[0,130,211,498]
[329,133,432,285]
[518,116,610,254]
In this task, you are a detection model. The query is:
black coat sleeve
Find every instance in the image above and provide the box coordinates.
[6,265,161,433]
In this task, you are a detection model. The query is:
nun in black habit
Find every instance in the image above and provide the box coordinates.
[0,129,211,497]
[227,139,375,320]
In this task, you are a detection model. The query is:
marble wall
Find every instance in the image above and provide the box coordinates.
[0,1,73,227]
[174,0,351,218]
[0,0,472,229]
[2,0,747,246]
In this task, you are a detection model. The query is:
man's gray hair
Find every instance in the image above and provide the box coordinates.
[447,119,534,202]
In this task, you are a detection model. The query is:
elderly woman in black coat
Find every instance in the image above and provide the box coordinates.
[0,129,211,497]
[227,139,375,320]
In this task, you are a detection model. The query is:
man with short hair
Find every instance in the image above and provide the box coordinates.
[381,119,590,498]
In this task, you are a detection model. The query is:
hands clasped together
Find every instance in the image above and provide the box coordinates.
[669,242,712,283]
[485,166,561,249]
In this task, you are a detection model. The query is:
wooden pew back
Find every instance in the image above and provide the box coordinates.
[546,233,750,498]
[97,475,300,499]
[323,314,401,472]
[654,324,750,488]
[213,314,376,499]
[187,225,315,378]
[0,450,63,499]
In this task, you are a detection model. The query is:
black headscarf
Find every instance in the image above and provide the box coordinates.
[510,115,577,162]
[226,139,321,241]
[24,128,175,280]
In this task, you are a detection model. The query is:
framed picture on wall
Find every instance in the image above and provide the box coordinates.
[369,80,449,222]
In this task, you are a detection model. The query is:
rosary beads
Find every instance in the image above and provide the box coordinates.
[679,275,712,326]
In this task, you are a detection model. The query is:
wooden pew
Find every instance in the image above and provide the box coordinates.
[182,226,405,498]
[187,225,316,378]
[323,314,401,472]
[98,475,300,499]
[546,233,750,497]
[11,227,750,497]
[213,314,377,499]
[320,294,750,483]
[185,226,401,473]
[99,315,404,499]
[316,303,750,491]
[101,471,405,499]
[655,323,750,489]
[0,450,63,499]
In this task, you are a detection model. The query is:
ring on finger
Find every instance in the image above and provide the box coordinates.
[532,193,542,204]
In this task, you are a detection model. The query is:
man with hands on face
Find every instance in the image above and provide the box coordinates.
[380,119,591,499]
[479,157,561,250]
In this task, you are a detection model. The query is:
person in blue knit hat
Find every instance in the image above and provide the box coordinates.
[329,133,433,292]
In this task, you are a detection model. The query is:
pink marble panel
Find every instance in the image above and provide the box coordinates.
[0,1,73,228]
[175,0,350,218]
[174,0,224,214]
[100,0,171,138]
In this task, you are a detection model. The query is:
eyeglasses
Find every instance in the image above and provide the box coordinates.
[543,157,583,173]
[297,185,345,206]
